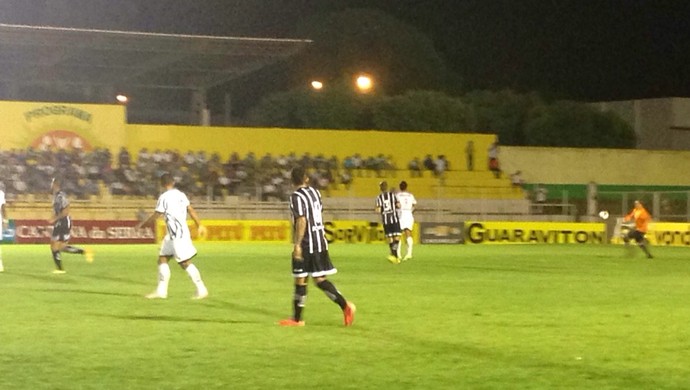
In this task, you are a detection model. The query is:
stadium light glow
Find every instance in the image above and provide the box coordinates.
[355,74,373,93]
[310,80,323,90]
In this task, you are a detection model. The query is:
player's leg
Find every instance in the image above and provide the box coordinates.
[314,275,355,326]
[147,256,172,299]
[280,261,308,326]
[174,238,207,299]
[385,235,399,264]
[403,229,413,260]
[292,276,308,324]
[394,236,401,259]
[61,243,93,263]
[50,239,66,272]
[0,244,4,272]
[179,259,208,299]
[635,231,653,259]
[389,236,401,257]
[148,238,175,298]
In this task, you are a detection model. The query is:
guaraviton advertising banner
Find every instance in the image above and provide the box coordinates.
[465,221,606,245]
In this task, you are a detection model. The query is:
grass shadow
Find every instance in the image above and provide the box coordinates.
[92,312,255,325]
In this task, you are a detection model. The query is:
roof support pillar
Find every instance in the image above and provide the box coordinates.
[192,88,210,126]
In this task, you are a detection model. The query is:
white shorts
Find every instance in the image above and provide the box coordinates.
[159,236,197,262]
[399,215,415,231]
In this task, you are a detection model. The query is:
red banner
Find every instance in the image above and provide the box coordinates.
[15,220,155,244]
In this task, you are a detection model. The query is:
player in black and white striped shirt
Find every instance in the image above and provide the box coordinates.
[48,177,93,273]
[279,166,356,327]
[375,181,402,264]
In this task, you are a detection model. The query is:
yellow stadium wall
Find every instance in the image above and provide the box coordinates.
[0,100,495,176]
[501,146,690,186]
[3,100,689,188]
[124,124,496,170]
[0,101,126,153]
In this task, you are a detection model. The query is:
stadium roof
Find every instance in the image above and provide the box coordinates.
[0,23,311,91]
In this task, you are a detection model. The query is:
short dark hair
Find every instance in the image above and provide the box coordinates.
[159,172,174,186]
[379,181,388,191]
[51,177,62,187]
[400,181,408,191]
[291,166,306,185]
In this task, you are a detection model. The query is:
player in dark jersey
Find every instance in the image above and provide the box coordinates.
[48,177,93,273]
[375,181,402,264]
[279,166,356,327]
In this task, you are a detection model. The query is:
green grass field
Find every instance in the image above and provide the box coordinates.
[1,242,689,389]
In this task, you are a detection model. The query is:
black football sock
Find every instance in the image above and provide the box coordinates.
[317,280,347,309]
[293,284,307,322]
[52,250,63,270]
[389,242,398,256]
[63,245,84,254]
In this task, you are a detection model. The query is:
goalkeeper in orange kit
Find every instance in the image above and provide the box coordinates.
[622,200,653,259]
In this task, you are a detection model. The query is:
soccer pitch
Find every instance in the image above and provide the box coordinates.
[1,243,689,389]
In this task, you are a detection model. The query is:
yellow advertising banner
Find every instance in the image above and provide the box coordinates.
[611,222,690,246]
[465,221,606,244]
[0,101,126,152]
[157,220,292,243]
[154,219,419,244]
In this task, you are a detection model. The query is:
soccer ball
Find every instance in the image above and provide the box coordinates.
[598,210,610,220]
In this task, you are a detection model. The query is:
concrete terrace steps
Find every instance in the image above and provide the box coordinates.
[327,170,524,199]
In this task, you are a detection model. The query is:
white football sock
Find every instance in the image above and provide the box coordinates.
[156,263,171,296]
[406,236,413,256]
[185,264,207,293]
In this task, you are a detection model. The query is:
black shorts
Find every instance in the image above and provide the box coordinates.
[382,221,401,237]
[292,250,337,278]
[626,229,646,243]
[52,218,72,242]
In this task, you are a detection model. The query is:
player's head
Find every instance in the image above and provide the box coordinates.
[400,181,408,191]
[634,200,642,208]
[291,166,308,186]
[379,181,388,192]
[159,172,174,188]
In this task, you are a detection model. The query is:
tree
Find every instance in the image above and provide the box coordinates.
[372,91,470,132]
[289,8,455,96]
[524,101,636,148]
[462,89,542,145]
[246,81,365,129]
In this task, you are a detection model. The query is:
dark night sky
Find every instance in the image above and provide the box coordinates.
[2,0,690,102]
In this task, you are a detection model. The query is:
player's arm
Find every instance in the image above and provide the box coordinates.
[623,209,634,222]
[136,210,162,229]
[293,216,306,260]
[187,205,205,236]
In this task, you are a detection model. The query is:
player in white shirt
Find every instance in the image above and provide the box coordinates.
[0,183,5,272]
[397,181,417,261]
[137,173,208,299]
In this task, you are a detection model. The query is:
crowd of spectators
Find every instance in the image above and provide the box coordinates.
[0,147,404,202]
[408,155,450,179]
